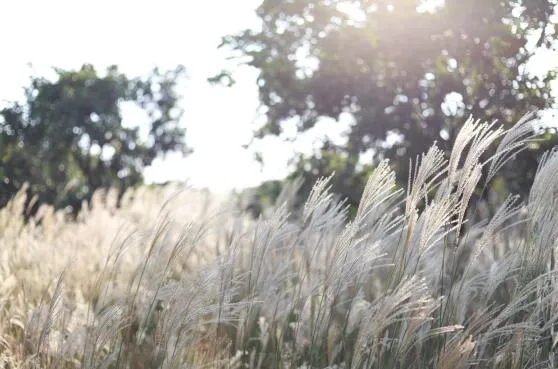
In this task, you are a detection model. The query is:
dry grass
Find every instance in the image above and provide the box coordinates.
[1,114,557,369]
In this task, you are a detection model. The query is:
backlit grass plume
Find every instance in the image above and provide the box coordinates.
[0,114,557,368]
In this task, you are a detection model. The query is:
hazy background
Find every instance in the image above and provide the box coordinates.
[0,0,350,192]
[2,0,558,215]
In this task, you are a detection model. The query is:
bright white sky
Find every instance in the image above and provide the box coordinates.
[1,0,557,192]
[0,0,349,192]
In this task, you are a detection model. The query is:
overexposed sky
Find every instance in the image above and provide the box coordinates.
[1,1,557,192]
[0,0,348,192]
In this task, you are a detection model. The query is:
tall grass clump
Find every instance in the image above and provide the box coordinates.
[0,113,557,369]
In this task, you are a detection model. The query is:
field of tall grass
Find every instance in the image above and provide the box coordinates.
[1,114,558,369]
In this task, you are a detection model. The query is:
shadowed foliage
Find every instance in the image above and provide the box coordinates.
[0,64,190,213]
[216,0,558,211]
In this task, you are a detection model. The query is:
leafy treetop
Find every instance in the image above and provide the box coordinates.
[0,64,189,213]
[217,0,558,208]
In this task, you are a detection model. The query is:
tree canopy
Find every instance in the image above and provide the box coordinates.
[0,64,189,213]
[218,0,558,210]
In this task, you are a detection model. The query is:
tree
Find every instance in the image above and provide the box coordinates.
[0,64,189,213]
[217,0,558,209]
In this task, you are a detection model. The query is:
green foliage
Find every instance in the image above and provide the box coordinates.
[0,64,189,213]
[242,139,376,219]
[218,0,558,205]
